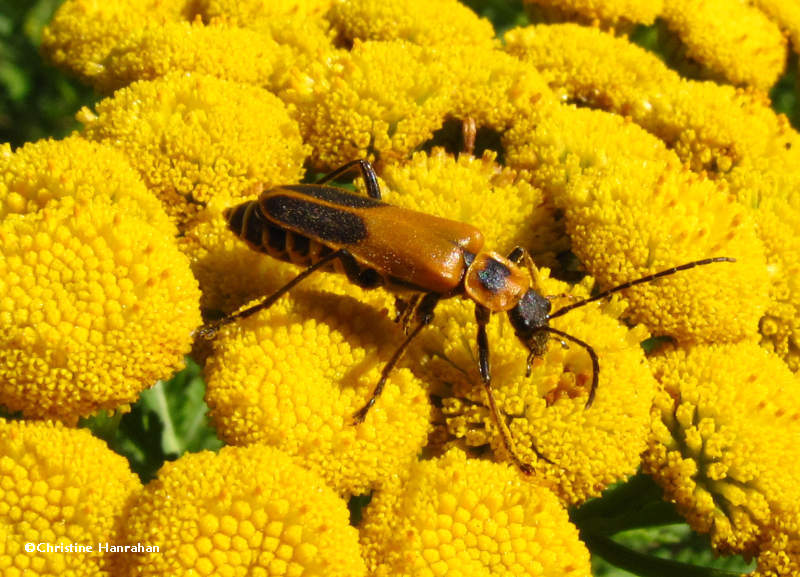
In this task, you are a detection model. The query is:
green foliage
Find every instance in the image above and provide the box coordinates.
[83,359,224,483]
[0,0,95,147]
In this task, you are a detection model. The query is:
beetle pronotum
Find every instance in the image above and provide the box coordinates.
[201,159,734,473]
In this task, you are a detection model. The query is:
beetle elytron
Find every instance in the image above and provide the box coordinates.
[201,159,734,473]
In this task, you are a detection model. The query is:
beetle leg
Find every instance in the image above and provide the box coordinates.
[475,305,552,473]
[529,326,600,409]
[462,116,477,156]
[352,293,439,424]
[197,249,347,339]
[315,159,382,200]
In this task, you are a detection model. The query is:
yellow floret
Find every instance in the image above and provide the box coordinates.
[0,195,201,422]
[204,289,431,496]
[115,444,366,577]
[522,0,662,27]
[98,20,289,93]
[379,148,567,267]
[328,0,496,49]
[0,419,142,577]
[41,0,189,88]
[755,531,800,577]
[507,105,769,344]
[0,136,173,235]
[359,448,592,576]
[79,73,308,229]
[415,271,657,505]
[280,40,451,168]
[661,0,787,90]
[643,342,800,557]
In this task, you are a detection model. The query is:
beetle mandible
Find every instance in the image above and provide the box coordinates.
[201,159,734,473]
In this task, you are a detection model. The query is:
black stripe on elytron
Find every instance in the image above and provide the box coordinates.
[477,257,511,294]
[281,184,385,208]
[262,194,368,244]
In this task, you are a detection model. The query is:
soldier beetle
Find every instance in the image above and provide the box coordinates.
[201,159,734,473]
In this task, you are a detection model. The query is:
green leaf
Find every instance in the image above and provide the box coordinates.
[83,358,223,483]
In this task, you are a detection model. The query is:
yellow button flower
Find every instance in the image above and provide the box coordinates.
[115,444,366,577]
[41,0,188,89]
[99,20,287,93]
[194,0,336,90]
[328,0,496,49]
[644,342,800,558]
[661,0,787,90]
[0,419,142,577]
[416,270,656,505]
[360,448,592,576]
[78,73,308,229]
[0,193,200,422]
[204,289,431,496]
[280,40,452,168]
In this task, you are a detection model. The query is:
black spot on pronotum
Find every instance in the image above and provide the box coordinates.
[477,257,511,294]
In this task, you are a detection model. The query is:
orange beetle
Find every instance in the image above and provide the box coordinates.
[204,159,734,472]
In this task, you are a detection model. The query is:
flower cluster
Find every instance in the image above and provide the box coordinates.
[0,0,793,575]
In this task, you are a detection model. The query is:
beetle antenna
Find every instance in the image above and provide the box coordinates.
[547,257,736,320]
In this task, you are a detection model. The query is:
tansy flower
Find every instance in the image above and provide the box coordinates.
[753,0,800,50]
[435,46,556,137]
[413,270,657,505]
[193,0,336,90]
[115,444,366,577]
[504,102,674,196]
[204,289,431,496]
[504,24,800,176]
[279,40,452,168]
[503,24,681,126]
[643,342,800,558]
[0,136,173,236]
[78,73,308,229]
[660,0,787,90]
[521,0,662,28]
[0,419,142,577]
[328,0,496,49]
[97,20,288,93]
[359,448,592,576]
[379,148,568,268]
[506,104,769,344]
[0,195,201,422]
[41,0,189,88]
